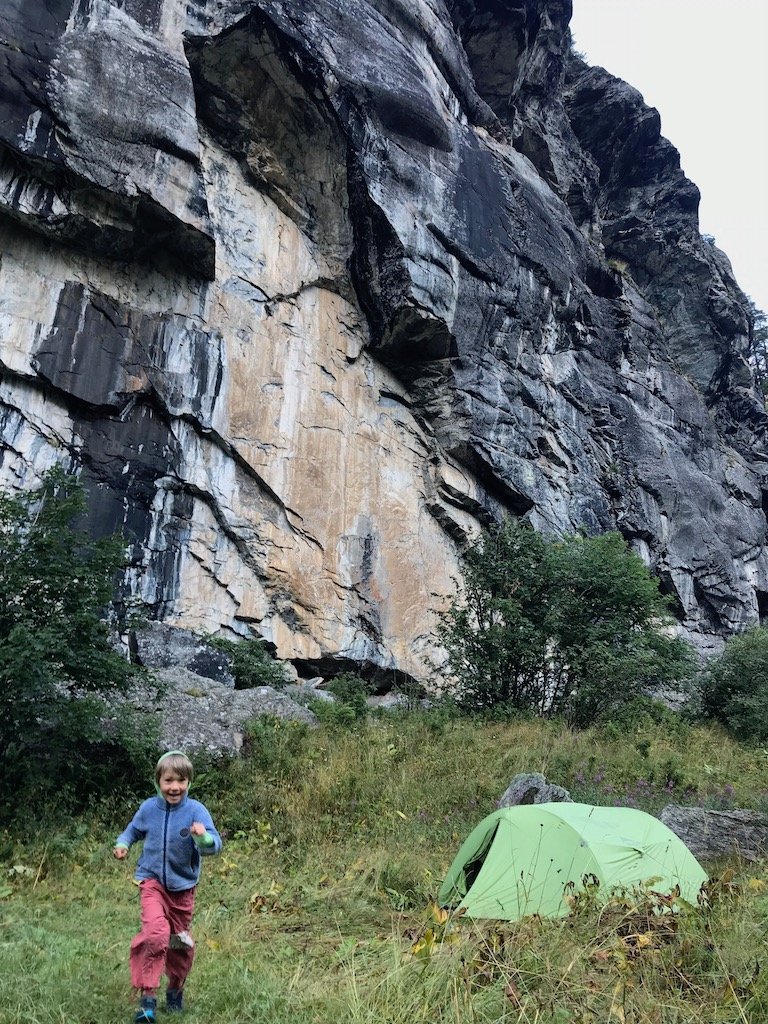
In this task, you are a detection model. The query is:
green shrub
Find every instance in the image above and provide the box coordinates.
[325,673,374,717]
[597,695,691,737]
[697,627,768,742]
[207,634,290,689]
[438,517,552,713]
[305,673,374,728]
[439,518,695,724]
[0,467,150,818]
[308,698,362,728]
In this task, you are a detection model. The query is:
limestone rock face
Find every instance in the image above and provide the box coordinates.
[1,0,767,684]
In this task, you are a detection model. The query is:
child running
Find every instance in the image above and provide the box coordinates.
[114,750,222,1022]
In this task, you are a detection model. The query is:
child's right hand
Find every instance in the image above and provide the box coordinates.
[113,846,128,860]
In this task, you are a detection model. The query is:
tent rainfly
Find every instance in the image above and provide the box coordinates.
[438,802,707,921]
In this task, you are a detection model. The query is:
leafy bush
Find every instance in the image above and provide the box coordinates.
[207,634,290,689]
[438,518,552,712]
[308,697,363,729]
[697,627,768,742]
[439,518,694,724]
[307,673,375,728]
[0,467,153,817]
[325,673,374,717]
[597,695,690,739]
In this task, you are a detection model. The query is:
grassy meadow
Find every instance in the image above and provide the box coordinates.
[2,709,768,1024]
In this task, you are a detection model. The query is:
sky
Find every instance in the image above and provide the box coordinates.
[569,0,768,316]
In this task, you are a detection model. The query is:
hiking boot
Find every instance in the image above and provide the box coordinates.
[166,988,184,1012]
[135,996,157,1023]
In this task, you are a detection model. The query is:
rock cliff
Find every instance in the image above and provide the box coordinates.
[1,0,766,684]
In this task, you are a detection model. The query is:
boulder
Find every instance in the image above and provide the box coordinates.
[132,622,235,687]
[284,678,335,703]
[499,772,572,807]
[660,805,768,862]
[130,666,317,755]
[366,692,412,711]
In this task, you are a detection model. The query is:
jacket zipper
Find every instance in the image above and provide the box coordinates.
[162,804,170,889]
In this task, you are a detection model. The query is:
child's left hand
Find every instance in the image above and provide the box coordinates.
[190,822,207,837]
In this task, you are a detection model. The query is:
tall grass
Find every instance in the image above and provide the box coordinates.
[2,712,768,1023]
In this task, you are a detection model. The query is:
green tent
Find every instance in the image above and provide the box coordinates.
[438,802,707,921]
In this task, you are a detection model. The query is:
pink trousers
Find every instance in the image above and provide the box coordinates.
[130,879,196,995]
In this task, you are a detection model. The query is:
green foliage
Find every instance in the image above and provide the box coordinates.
[0,467,153,818]
[438,518,552,712]
[242,716,310,786]
[307,673,375,728]
[307,696,362,729]
[697,627,768,742]
[325,673,374,717]
[597,695,689,739]
[207,634,290,690]
[439,518,694,723]
[547,531,695,725]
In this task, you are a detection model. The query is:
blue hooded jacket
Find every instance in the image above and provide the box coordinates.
[115,792,222,891]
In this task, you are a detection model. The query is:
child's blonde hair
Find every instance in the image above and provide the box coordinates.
[155,750,194,783]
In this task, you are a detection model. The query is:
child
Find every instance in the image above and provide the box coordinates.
[114,750,222,1022]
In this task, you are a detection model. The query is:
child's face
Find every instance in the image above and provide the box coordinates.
[158,770,189,805]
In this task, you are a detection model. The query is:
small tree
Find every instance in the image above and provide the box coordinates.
[0,467,150,815]
[437,518,552,712]
[439,519,694,723]
[697,627,768,743]
[547,532,694,725]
